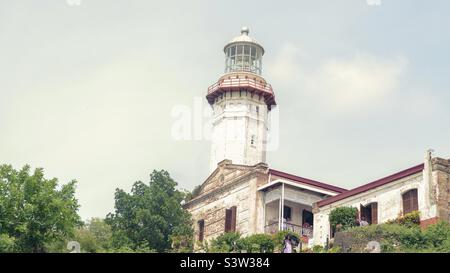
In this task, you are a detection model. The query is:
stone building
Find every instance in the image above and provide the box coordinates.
[183,28,450,249]
[184,159,346,246]
[312,151,450,246]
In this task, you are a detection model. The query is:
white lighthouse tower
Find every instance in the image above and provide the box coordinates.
[207,27,276,173]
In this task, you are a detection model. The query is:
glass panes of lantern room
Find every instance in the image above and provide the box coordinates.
[225,44,262,75]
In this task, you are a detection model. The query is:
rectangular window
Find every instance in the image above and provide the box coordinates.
[402,189,418,215]
[198,220,205,242]
[230,55,236,64]
[225,206,237,232]
[371,203,378,225]
[237,45,243,55]
[283,206,292,221]
[235,56,243,69]
[243,56,250,69]
[302,210,314,226]
[244,45,250,55]
[251,46,256,57]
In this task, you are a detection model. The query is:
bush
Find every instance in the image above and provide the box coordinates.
[440,238,450,252]
[209,232,242,253]
[240,234,275,253]
[327,246,341,253]
[242,234,273,253]
[358,223,425,252]
[386,211,421,228]
[312,245,324,253]
[201,220,450,253]
[423,221,450,250]
[195,239,209,253]
[397,226,426,249]
[271,230,300,252]
[334,219,450,253]
[329,207,358,232]
[170,234,194,253]
[209,231,298,253]
[104,246,156,253]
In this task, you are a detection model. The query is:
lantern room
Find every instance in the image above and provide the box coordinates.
[224,27,264,75]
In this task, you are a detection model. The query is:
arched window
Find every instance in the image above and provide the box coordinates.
[402,189,418,215]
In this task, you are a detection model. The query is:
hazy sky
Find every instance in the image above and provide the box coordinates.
[1,0,449,220]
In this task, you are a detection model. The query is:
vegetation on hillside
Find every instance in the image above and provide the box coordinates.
[198,231,300,253]
[0,165,194,253]
[333,211,450,253]
[1,163,449,253]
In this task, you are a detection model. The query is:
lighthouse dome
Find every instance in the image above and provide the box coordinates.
[224,27,265,53]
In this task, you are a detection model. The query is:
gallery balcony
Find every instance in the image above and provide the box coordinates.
[206,73,276,109]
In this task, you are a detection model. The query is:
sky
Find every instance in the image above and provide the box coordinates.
[1,0,449,220]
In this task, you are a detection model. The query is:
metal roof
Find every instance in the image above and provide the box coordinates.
[316,163,425,208]
[268,169,348,194]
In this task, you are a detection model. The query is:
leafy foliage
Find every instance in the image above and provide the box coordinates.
[240,234,275,253]
[209,232,242,253]
[73,218,114,253]
[0,164,81,253]
[423,221,450,250]
[386,211,421,228]
[0,234,15,253]
[329,207,358,232]
[271,230,300,252]
[334,220,450,253]
[312,245,324,253]
[207,231,299,253]
[184,185,202,202]
[106,170,193,253]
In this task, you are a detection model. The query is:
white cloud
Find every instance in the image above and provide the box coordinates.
[266,43,304,83]
[267,44,409,113]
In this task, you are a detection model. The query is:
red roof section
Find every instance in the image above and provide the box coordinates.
[268,169,347,194]
[317,163,425,207]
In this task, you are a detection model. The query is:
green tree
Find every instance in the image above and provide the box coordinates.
[106,170,193,252]
[73,218,113,253]
[184,185,202,202]
[0,234,15,253]
[0,164,81,252]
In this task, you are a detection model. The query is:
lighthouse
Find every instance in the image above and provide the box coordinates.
[207,27,276,173]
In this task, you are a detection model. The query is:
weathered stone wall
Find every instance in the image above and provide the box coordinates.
[433,158,450,222]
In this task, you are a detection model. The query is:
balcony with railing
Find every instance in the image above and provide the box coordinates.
[264,222,313,238]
